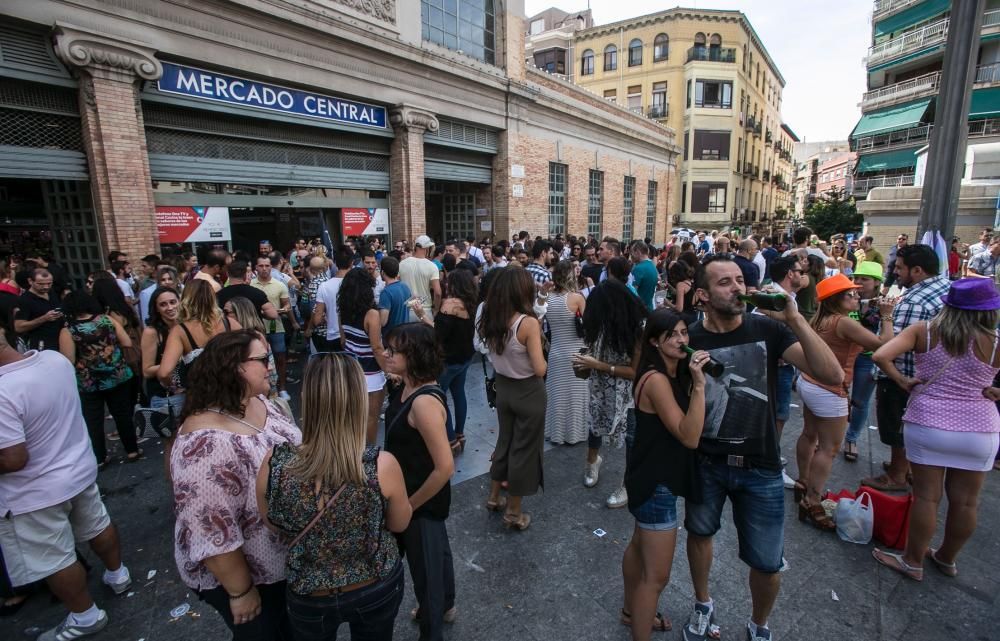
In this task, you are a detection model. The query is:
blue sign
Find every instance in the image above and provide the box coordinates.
[157,63,387,129]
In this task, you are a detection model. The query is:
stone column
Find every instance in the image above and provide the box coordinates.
[54,23,162,261]
[389,104,438,244]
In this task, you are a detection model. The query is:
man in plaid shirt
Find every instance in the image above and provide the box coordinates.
[525,239,554,286]
[864,244,949,492]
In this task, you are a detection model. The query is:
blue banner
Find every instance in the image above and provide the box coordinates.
[157,63,387,129]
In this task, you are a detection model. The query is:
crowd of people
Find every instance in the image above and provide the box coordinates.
[0,223,997,641]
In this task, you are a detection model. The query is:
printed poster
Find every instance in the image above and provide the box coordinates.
[342,208,389,236]
[155,206,232,243]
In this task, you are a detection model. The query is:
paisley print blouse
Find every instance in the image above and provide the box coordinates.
[170,398,302,590]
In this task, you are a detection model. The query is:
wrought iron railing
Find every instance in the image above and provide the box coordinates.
[861,72,940,110]
[852,173,915,195]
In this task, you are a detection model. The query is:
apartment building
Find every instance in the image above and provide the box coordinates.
[816,152,857,195]
[850,0,1000,201]
[557,7,797,233]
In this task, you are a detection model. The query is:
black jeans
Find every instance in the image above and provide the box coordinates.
[197,581,290,641]
[285,561,404,641]
[79,381,139,462]
[400,518,455,641]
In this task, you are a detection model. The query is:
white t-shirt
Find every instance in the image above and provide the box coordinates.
[315,276,344,341]
[0,351,97,516]
[752,251,767,280]
[398,257,439,315]
[970,241,989,256]
[116,278,134,301]
[782,246,828,261]
[139,283,156,325]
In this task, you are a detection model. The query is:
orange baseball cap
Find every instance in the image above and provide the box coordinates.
[816,273,862,301]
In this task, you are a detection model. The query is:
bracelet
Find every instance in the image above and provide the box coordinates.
[881,315,893,323]
[228,585,254,600]
[610,365,616,377]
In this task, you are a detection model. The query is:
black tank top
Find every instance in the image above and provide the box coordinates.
[625,370,701,511]
[383,384,450,520]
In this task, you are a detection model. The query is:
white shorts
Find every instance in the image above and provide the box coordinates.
[904,422,999,472]
[0,483,110,586]
[365,371,386,393]
[798,378,849,418]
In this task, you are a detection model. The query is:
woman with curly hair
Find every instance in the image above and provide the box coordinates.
[571,277,647,508]
[412,268,479,453]
[171,330,300,639]
[478,267,547,530]
[338,267,387,444]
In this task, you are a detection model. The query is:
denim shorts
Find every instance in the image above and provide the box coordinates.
[629,484,679,531]
[684,460,785,573]
[265,331,287,354]
[775,364,795,422]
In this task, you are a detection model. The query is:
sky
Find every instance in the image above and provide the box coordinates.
[524,0,873,142]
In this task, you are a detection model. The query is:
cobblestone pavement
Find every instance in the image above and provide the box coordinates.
[5,360,999,641]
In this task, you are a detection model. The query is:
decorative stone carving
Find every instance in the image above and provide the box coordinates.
[330,0,396,24]
[389,104,439,133]
[54,23,162,82]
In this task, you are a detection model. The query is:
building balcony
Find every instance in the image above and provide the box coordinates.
[753,122,762,137]
[976,62,1000,87]
[866,17,948,67]
[753,164,760,178]
[762,169,771,181]
[647,104,669,118]
[744,115,756,131]
[686,46,737,63]
[852,173,915,196]
[969,117,1000,138]
[873,0,923,20]
[854,123,930,152]
[742,162,754,177]
[765,129,773,145]
[861,72,940,111]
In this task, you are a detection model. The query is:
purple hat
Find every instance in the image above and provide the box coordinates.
[941,278,1000,311]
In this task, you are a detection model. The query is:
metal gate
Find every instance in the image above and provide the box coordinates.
[442,193,475,242]
[43,180,102,287]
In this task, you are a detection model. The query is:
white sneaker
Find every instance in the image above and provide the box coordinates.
[583,455,603,488]
[782,470,797,489]
[102,565,131,595]
[606,486,628,508]
[278,390,292,401]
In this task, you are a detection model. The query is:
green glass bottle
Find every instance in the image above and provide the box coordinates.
[740,291,788,312]
[682,345,724,378]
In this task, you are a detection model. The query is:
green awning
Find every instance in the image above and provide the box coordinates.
[851,98,933,139]
[969,87,1000,120]
[873,0,950,38]
[856,148,918,173]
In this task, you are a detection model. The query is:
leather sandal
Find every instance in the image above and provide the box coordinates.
[503,512,531,530]
[793,479,807,503]
[620,608,671,632]
[925,548,957,577]
[873,549,923,581]
[798,499,835,531]
[485,496,508,512]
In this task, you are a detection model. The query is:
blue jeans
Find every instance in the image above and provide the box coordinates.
[438,359,472,441]
[775,364,795,422]
[149,393,185,414]
[684,459,785,573]
[845,353,876,445]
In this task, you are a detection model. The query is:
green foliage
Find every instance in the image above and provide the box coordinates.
[803,188,863,240]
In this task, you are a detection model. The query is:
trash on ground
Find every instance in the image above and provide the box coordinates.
[127,591,135,597]
[831,590,840,601]
[593,528,607,537]
[146,570,156,580]
[789,403,800,408]
[170,603,190,618]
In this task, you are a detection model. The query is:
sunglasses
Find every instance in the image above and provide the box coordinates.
[245,354,270,365]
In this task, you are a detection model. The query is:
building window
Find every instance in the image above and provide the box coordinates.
[622,176,636,242]
[421,0,496,64]
[692,182,727,213]
[588,170,603,237]
[548,162,567,236]
[650,82,667,116]
[681,182,687,212]
[686,79,691,108]
[646,180,657,240]
[683,130,689,159]
[581,49,594,75]
[628,39,643,67]
[627,85,642,113]
[603,89,617,103]
[604,44,617,71]
[653,33,669,61]
[534,49,566,75]
[694,80,732,108]
[530,19,545,35]
[693,130,730,161]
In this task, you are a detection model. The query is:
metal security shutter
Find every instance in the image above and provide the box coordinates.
[424,146,493,184]
[143,104,390,189]
[0,22,75,86]
[0,79,88,179]
[425,118,498,152]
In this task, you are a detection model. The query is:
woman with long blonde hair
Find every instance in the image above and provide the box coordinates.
[257,352,411,639]
[158,279,240,388]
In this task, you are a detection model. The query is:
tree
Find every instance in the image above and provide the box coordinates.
[803,188,863,240]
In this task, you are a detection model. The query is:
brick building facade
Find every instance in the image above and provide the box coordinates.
[0,0,678,284]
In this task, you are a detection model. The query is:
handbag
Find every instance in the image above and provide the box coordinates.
[574,310,585,338]
[482,355,497,409]
[288,483,347,548]
[133,398,177,439]
[835,491,873,545]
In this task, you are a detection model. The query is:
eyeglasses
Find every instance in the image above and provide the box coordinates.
[245,354,270,365]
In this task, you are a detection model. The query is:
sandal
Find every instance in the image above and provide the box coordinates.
[410,606,457,623]
[793,479,807,503]
[97,455,113,471]
[843,442,858,462]
[925,548,958,577]
[485,496,508,512]
[798,499,835,531]
[450,439,464,455]
[620,608,671,632]
[861,474,909,492]
[126,449,144,462]
[502,512,531,530]
[872,549,923,581]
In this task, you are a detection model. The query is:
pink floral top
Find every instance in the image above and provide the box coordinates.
[171,398,301,590]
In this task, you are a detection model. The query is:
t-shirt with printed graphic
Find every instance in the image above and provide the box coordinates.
[688,314,798,470]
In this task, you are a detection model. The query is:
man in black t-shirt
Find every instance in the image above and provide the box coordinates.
[13,269,63,351]
[680,255,842,641]
[216,260,277,322]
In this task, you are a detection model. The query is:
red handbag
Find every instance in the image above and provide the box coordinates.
[824,487,913,549]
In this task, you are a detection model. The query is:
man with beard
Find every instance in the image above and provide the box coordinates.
[525,239,555,286]
[680,255,841,641]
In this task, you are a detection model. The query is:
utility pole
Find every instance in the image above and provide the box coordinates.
[917,0,985,242]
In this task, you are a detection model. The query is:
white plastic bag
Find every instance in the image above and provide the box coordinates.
[835,491,873,544]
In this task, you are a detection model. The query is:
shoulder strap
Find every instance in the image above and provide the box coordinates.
[634,370,658,405]
[992,329,1000,364]
[288,482,347,548]
[925,321,931,350]
[179,322,199,350]
[222,314,231,332]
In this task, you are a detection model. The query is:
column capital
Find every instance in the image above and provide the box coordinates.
[389,104,439,134]
[54,23,162,82]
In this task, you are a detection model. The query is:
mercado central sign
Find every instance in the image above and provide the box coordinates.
[157,63,388,129]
